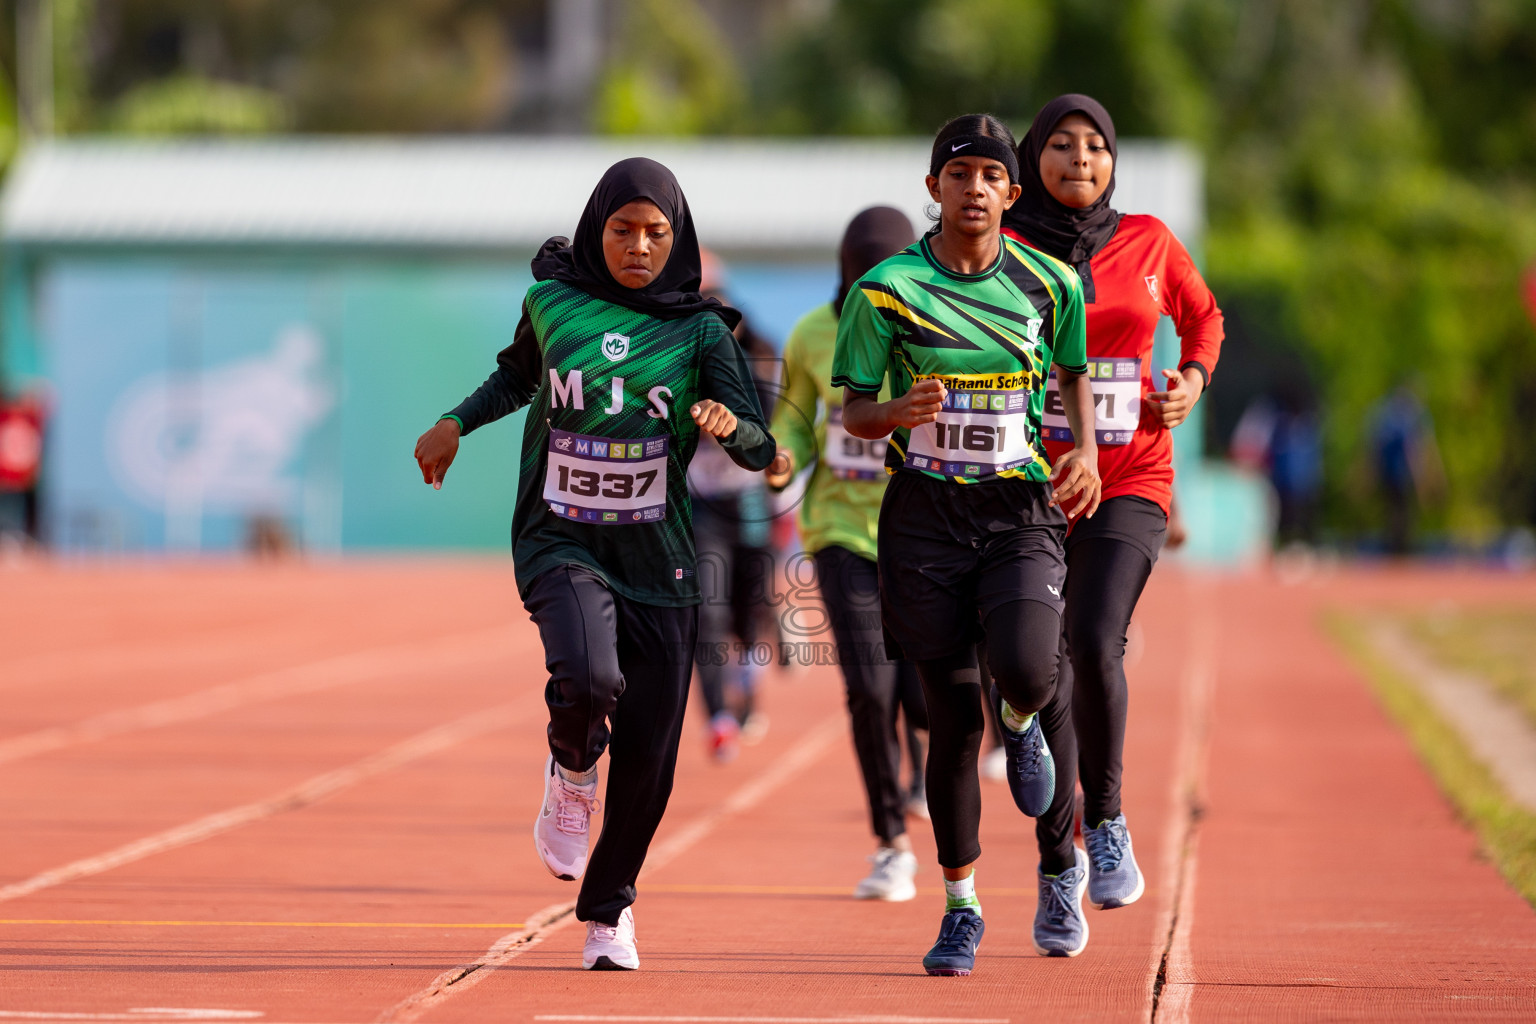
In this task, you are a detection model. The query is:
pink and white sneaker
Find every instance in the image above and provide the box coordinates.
[533,756,599,881]
[583,906,639,970]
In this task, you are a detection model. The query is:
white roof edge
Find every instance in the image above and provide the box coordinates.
[1,136,1202,252]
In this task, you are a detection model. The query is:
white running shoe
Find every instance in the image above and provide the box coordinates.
[533,756,599,881]
[853,848,918,901]
[981,746,1007,783]
[739,711,770,746]
[583,906,639,970]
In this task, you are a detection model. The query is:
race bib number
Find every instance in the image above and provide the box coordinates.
[545,429,668,525]
[904,384,1038,479]
[824,406,889,481]
[1041,358,1142,445]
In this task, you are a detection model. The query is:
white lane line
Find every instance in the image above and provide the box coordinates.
[0,626,518,768]
[536,1018,1011,1023]
[1146,571,1217,1024]
[0,702,523,906]
[376,714,846,1024]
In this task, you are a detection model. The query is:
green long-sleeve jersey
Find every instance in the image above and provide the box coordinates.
[447,278,775,606]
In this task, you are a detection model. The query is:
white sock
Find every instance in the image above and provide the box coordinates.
[1000,700,1035,733]
[943,871,981,914]
[557,763,598,786]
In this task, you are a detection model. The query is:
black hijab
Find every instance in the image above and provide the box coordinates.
[530,157,741,329]
[1003,93,1121,299]
[833,206,918,317]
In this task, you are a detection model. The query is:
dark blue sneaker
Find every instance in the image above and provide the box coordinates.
[922,908,985,976]
[1084,813,1144,909]
[1002,712,1055,817]
[1033,847,1089,957]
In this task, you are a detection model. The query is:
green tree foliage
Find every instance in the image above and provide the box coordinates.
[2,0,540,136]
[751,0,1536,534]
[596,0,744,134]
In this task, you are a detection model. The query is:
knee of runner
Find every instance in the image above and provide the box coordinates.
[988,650,1057,716]
[1065,622,1127,677]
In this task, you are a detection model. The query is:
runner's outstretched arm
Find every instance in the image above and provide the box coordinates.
[414,303,541,488]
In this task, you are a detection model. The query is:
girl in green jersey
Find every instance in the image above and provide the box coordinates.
[831,114,1102,976]
[414,158,785,971]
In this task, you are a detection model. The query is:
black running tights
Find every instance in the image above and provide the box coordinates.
[815,544,928,844]
[917,598,1061,869]
[523,564,697,926]
[1062,536,1156,827]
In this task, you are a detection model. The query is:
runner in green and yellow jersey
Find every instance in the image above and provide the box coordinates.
[831,113,1102,977]
[767,206,927,903]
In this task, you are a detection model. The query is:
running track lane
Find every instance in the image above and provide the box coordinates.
[1,562,1534,1022]
[1162,569,1536,1021]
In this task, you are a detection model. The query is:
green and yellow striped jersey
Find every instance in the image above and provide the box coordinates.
[831,233,1087,485]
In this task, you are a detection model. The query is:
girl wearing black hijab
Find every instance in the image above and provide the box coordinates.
[414,157,782,971]
[1003,95,1223,957]
[766,206,929,902]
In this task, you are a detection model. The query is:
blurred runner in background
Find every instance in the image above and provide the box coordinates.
[767,206,930,901]
[690,251,781,761]
[1004,93,1223,956]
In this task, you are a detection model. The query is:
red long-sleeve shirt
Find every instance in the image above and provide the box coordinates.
[1004,214,1224,514]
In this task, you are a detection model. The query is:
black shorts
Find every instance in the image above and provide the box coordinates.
[877,471,1068,661]
[1067,494,1167,564]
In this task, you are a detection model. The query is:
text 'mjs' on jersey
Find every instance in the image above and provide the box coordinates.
[831,234,1087,485]
[447,278,774,606]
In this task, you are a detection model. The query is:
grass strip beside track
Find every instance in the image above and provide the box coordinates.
[1328,612,1536,907]
[1407,606,1536,729]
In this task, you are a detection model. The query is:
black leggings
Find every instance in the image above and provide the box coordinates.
[917,598,1061,869]
[1053,496,1165,832]
[815,545,928,843]
[523,564,697,925]
[980,635,1079,876]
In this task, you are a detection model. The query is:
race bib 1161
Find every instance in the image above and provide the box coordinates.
[1041,358,1142,446]
[904,384,1039,479]
[545,428,668,525]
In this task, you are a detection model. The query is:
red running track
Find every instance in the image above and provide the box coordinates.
[0,559,1531,1023]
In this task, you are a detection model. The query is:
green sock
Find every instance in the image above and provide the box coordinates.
[943,871,982,916]
[1000,700,1035,734]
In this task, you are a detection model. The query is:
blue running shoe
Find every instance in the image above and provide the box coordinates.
[1033,847,1089,957]
[922,908,985,976]
[1002,712,1055,817]
[1084,813,1145,909]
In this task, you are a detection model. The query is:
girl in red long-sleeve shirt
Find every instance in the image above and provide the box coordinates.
[1001,94,1224,957]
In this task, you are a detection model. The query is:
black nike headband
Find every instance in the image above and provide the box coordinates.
[929,135,1020,183]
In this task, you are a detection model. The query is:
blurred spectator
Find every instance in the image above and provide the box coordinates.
[1369,383,1445,555]
[0,393,46,546]
[1230,381,1323,546]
